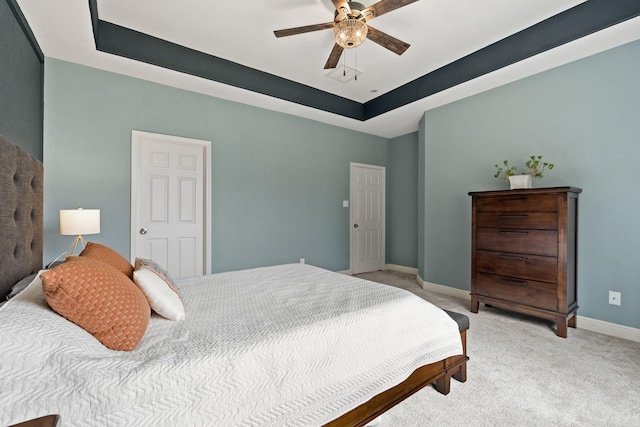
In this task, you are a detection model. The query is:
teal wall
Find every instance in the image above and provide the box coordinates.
[387,132,418,267]
[43,59,389,273]
[41,37,640,330]
[0,0,43,160]
[419,40,640,329]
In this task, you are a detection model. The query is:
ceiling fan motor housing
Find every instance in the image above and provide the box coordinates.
[334,2,369,21]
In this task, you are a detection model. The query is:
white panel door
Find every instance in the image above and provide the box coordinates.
[131,131,211,278]
[350,163,385,275]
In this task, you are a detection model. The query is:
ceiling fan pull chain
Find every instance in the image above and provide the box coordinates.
[343,50,346,77]
[355,49,358,81]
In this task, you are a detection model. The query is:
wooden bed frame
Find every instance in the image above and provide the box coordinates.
[327,322,468,426]
[1,135,468,426]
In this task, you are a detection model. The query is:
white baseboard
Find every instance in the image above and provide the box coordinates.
[384,264,418,275]
[576,316,640,343]
[415,274,640,343]
[340,264,417,276]
[417,275,471,300]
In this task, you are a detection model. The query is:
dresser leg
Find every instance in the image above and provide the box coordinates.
[556,317,568,338]
[470,296,479,313]
[568,315,577,328]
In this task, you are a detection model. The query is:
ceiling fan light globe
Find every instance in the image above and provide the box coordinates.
[334,18,368,49]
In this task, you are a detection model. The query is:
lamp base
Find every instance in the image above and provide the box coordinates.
[46,235,87,268]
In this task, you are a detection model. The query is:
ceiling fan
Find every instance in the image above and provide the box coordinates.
[274,0,419,69]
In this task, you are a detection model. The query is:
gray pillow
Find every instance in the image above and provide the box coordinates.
[6,273,37,301]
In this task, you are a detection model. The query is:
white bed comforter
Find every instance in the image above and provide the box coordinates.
[0,264,462,426]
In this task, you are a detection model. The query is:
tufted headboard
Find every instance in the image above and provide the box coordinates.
[0,135,43,299]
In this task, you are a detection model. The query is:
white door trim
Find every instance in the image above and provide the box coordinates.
[130,130,212,274]
[349,162,386,275]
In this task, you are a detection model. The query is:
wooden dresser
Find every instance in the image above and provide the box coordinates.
[468,187,581,337]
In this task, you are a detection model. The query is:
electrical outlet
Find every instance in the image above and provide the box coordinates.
[608,291,621,306]
[300,258,305,264]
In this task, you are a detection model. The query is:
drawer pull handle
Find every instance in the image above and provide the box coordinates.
[499,214,529,218]
[499,254,527,261]
[499,230,528,235]
[499,278,528,286]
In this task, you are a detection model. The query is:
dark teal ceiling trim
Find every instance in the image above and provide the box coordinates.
[95,19,363,120]
[88,0,640,122]
[88,0,100,48]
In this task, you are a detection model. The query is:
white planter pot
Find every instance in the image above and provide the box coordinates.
[508,175,533,189]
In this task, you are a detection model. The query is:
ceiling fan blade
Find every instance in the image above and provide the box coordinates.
[364,0,419,20]
[366,26,410,55]
[324,43,344,69]
[274,22,335,38]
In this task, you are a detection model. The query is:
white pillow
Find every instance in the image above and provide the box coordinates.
[133,260,185,321]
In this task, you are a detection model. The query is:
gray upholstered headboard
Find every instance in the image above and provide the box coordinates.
[0,135,43,299]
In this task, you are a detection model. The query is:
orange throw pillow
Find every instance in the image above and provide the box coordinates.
[41,259,150,351]
[80,242,135,279]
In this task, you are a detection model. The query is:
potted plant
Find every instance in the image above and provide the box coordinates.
[494,155,554,189]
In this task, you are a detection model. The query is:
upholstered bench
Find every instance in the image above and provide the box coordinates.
[444,309,470,332]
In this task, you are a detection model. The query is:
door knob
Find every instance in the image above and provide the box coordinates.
[353,224,359,228]
[139,228,147,235]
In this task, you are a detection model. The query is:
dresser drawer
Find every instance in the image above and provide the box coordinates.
[476,212,557,230]
[475,273,557,311]
[476,228,558,257]
[476,195,557,212]
[475,250,557,283]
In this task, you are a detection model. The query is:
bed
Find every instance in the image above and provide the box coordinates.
[0,135,468,426]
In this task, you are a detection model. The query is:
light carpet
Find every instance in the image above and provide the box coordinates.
[355,270,640,427]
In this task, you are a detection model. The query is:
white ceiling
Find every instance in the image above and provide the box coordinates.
[17,0,640,138]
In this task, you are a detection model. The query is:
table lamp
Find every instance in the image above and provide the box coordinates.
[47,208,100,267]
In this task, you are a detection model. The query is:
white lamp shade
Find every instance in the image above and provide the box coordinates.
[60,209,101,235]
